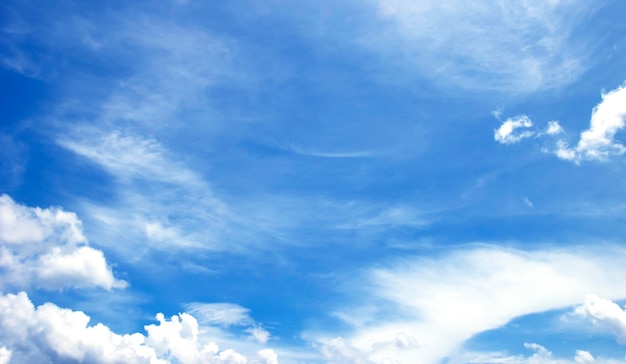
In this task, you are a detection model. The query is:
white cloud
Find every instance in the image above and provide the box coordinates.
[0,194,126,290]
[184,303,253,327]
[450,343,598,363]
[0,347,11,364]
[257,349,278,364]
[546,121,565,135]
[574,294,626,344]
[58,131,202,187]
[364,0,588,92]
[312,245,626,364]
[246,327,271,345]
[494,115,535,144]
[575,350,596,364]
[184,303,271,344]
[556,83,626,162]
[58,130,233,252]
[0,291,280,364]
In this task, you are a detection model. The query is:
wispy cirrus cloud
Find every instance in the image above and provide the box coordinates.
[309,244,626,364]
[359,0,590,92]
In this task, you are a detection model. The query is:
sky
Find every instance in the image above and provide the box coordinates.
[1,0,626,363]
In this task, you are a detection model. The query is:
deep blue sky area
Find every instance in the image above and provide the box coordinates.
[2,1,626,363]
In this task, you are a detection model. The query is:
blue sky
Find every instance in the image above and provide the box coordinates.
[1,0,626,363]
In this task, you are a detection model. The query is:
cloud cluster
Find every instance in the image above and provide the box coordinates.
[0,194,126,290]
[494,115,564,145]
[495,82,626,164]
[313,245,626,364]
[0,291,279,364]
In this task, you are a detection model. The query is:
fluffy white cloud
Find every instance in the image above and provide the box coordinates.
[545,121,564,135]
[246,327,271,345]
[556,83,626,162]
[0,347,11,364]
[312,245,626,364]
[366,0,588,92]
[0,194,126,290]
[574,294,626,344]
[257,349,278,364]
[494,115,535,144]
[0,291,279,364]
[575,350,596,364]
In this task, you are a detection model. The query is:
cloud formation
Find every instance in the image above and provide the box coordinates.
[556,83,626,162]
[494,115,535,144]
[495,82,626,164]
[0,291,279,364]
[313,245,626,364]
[364,0,588,92]
[575,294,626,344]
[451,343,603,363]
[0,194,126,290]
[184,303,271,344]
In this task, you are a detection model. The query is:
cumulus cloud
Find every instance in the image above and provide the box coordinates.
[257,349,278,364]
[0,194,126,290]
[494,115,535,144]
[556,83,626,162]
[0,291,279,364]
[312,245,626,364]
[546,121,565,135]
[0,347,11,364]
[574,294,626,344]
[365,0,588,92]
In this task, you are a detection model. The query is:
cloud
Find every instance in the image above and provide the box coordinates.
[497,83,626,163]
[58,130,232,252]
[311,244,626,364]
[58,131,201,186]
[494,115,535,144]
[0,347,11,364]
[556,83,626,162]
[184,303,271,344]
[0,291,280,364]
[362,0,589,92]
[450,343,601,363]
[246,327,271,345]
[184,303,253,327]
[257,349,278,364]
[0,194,126,290]
[545,121,565,136]
[574,294,626,344]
